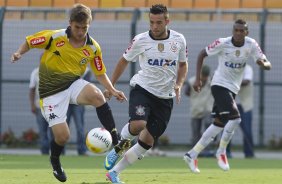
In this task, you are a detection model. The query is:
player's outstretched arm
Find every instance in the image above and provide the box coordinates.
[175,61,188,104]
[256,59,272,70]
[11,41,30,63]
[111,57,129,86]
[103,57,129,100]
[96,73,127,103]
[193,49,208,92]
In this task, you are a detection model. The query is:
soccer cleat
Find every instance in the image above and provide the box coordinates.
[183,153,200,173]
[50,156,67,182]
[104,139,131,170]
[106,170,124,184]
[216,153,230,171]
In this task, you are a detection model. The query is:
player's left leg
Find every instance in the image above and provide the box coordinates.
[184,122,223,173]
[106,129,153,183]
[74,79,119,146]
[215,90,241,171]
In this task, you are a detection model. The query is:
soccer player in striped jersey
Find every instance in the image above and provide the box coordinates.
[11,4,128,182]
[184,19,271,173]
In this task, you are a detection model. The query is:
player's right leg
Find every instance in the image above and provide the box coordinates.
[184,123,223,173]
[40,90,70,182]
[106,130,153,183]
[104,122,140,170]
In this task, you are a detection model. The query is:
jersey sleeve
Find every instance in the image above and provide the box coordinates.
[26,30,55,49]
[123,36,142,62]
[250,39,267,62]
[205,38,224,56]
[179,34,188,62]
[89,40,106,75]
[29,68,37,88]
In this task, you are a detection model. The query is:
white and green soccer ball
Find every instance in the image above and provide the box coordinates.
[86,128,112,154]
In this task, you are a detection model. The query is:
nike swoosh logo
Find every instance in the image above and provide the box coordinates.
[105,157,111,168]
[145,47,152,51]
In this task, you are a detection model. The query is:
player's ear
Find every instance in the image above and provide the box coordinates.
[245,30,249,36]
[166,19,170,25]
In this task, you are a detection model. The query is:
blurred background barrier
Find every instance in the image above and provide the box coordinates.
[0,1,281,148]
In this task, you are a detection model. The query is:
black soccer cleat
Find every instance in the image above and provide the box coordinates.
[114,139,131,154]
[50,156,67,182]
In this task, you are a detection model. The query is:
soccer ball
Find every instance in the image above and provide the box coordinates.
[86,128,112,154]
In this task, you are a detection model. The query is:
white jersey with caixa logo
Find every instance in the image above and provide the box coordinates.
[123,30,188,99]
[206,36,267,94]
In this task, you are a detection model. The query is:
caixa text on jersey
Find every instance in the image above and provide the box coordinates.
[225,61,246,69]
[148,59,176,66]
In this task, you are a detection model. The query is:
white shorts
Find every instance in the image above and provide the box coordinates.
[40,79,89,127]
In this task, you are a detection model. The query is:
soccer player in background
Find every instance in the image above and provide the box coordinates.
[29,61,53,155]
[184,19,271,173]
[103,4,188,183]
[11,4,129,182]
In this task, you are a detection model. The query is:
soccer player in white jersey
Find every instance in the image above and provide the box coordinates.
[104,4,188,183]
[184,19,271,173]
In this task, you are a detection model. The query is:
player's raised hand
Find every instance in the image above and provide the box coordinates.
[193,79,202,93]
[11,52,22,63]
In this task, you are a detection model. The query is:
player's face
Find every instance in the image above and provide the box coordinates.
[69,21,89,41]
[149,13,169,39]
[232,23,248,44]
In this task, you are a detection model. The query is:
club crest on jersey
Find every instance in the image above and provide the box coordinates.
[80,58,87,65]
[158,43,164,52]
[30,36,46,46]
[135,105,145,116]
[235,50,240,57]
[170,42,178,53]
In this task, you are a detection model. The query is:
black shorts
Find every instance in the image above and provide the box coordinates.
[129,85,173,139]
[211,85,240,120]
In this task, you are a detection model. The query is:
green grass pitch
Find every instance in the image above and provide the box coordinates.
[0,155,281,184]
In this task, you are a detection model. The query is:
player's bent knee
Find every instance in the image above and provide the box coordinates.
[219,113,230,125]
[88,90,106,107]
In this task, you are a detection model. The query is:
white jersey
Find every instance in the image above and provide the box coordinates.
[123,30,188,99]
[29,67,40,108]
[206,36,267,94]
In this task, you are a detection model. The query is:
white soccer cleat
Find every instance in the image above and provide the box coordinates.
[183,153,200,173]
[216,153,230,171]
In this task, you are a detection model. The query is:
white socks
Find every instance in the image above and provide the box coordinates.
[121,123,136,140]
[111,142,147,173]
[217,118,241,155]
[189,124,223,159]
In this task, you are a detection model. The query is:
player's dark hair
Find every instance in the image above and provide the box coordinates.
[150,4,169,19]
[69,4,92,23]
[234,19,248,30]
